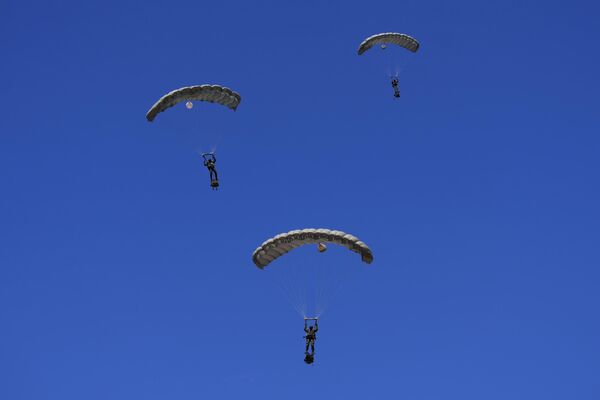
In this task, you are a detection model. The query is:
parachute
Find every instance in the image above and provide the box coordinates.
[357,32,420,55]
[146,84,241,122]
[252,228,373,269]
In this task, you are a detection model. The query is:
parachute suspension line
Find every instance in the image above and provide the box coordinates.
[192,114,224,156]
[276,271,305,317]
[314,274,324,317]
[275,262,315,318]
[312,254,331,317]
[314,257,332,317]
[279,276,306,317]
[279,256,336,319]
[312,262,323,317]
[314,259,349,318]
[316,273,348,318]
[388,50,402,81]
[208,129,225,154]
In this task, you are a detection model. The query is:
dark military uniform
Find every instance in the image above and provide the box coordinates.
[304,324,318,355]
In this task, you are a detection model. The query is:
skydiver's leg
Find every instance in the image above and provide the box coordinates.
[311,341,315,354]
[305,341,309,354]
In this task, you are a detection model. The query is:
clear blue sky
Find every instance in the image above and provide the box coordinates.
[2,0,600,398]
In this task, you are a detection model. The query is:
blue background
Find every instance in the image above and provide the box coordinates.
[1,0,599,398]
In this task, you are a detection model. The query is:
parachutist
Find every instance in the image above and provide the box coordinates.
[391,77,400,98]
[202,153,219,190]
[357,33,419,98]
[304,318,318,356]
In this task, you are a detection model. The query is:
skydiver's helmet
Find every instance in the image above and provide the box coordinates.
[304,354,314,364]
[317,242,327,253]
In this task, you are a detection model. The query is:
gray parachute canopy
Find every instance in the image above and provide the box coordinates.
[146,84,241,122]
[358,32,420,55]
[252,228,373,269]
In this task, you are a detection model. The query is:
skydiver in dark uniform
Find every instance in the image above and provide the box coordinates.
[391,77,400,98]
[304,318,318,359]
[202,153,219,189]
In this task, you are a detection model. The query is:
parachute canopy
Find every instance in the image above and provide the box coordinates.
[358,32,420,55]
[252,228,373,269]
[146,84,241,122]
